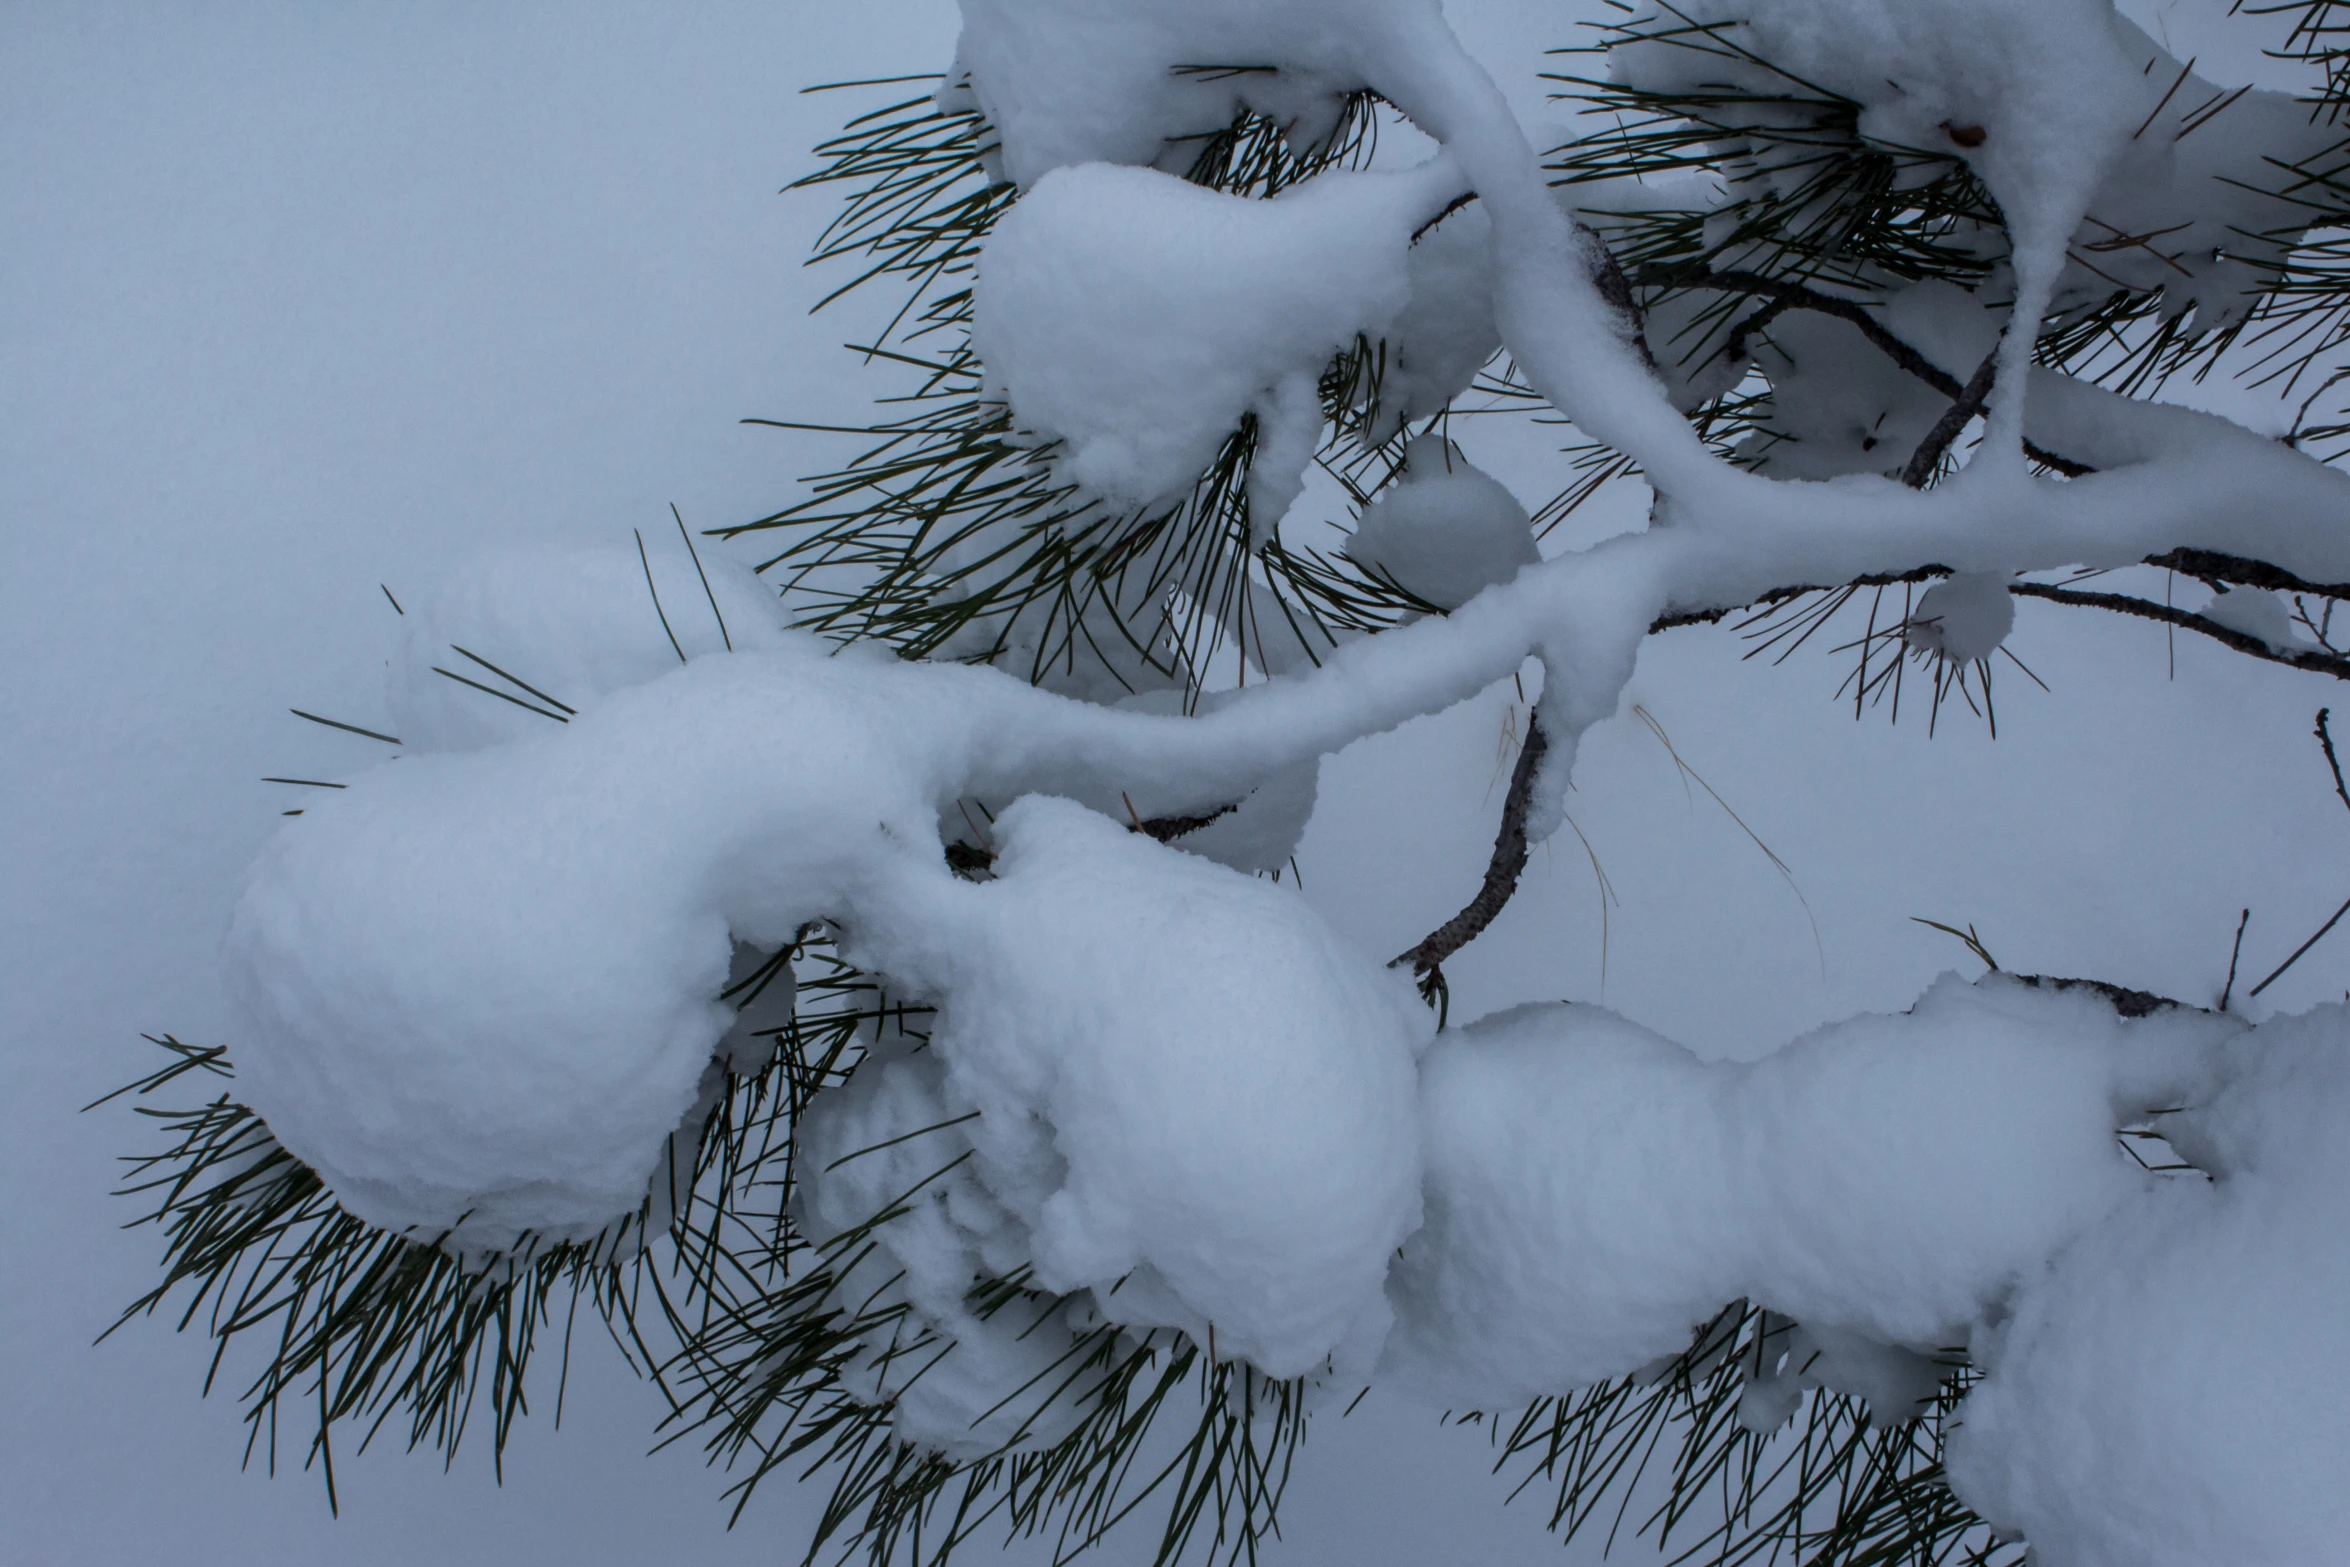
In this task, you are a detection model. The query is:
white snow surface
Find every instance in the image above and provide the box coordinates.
[805,795,1430,1416]
[169,0,2350,1554]
[228,639,968,1245]
[950,0,1426,190]
[1385,975,2236,1404]
[1946,1005,2350,1566]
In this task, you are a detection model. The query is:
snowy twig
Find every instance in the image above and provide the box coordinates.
[2005,582,2350,680]
[2009,974,2191,1018]
[948,801,1241,877]
[1648,568,1954,633]
[2145,548,2350,601]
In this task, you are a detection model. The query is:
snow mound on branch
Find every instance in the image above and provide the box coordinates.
[1617,0,2139,259]
[1612,5,2331,346]
[2054,20,2337,335]
[1386,976,2193,1404]
[228,642,966,1248]
[1947,1005,2350,1566]
[1360,200,1501,445]
[951,0,1426,190]
[2199,585,2301,652]
[1642,289,1752,414]
[1905,572,2014,663]
[857,796,1430,1381]
[974,159,1460,526]
[1345,436,1539,611]
[388,540,790,753]
[796,797,1425,1450]
[243,572,1420,1372]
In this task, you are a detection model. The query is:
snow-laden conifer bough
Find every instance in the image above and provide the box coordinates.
[105,2,2350,1564]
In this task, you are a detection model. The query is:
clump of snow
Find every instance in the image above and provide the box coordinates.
[1385,976,2219,1404]
[1947,1004,2350,1566]
[1608,0,2145,461]
[1881,278,2004,377]
[228,640,967,1249]
[1345,437,1540,611]
[1736,1317,1946,1433]
[2198,585,2300,651]
[1642,289,1752,414]
[1357,201,1501,446]
[849,795,1429,1381]
[949,0,1396,190]
[974,157,1464,525]
[387,540,790,753]
[1741,310,1955,480]
[1905,572,2016,663]
[795,794,1427,1451]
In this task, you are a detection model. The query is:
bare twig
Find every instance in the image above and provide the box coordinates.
[1902,344,2000,488]
[1394,714,1547,976]
[2248,891,2350,998]
[1411,190,1480,244]
[2220,908,2251,1012]
[2244,708,2350,999]
[1642,268,1957,383]
[1588,231,1657,372]
[2317,708,2350,816]
[1648,567,1952,633]
[1650,549,2350,656]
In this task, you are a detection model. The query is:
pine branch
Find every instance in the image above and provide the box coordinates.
[2006,581,2350,680]
[1636,267,2096,476]
[1902,344,2001,488]
[2142,548,2350,599]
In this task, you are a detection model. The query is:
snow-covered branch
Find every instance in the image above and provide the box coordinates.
[115,2,2350,1563]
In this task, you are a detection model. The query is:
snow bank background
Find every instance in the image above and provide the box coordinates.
[4,1,2343,1563]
